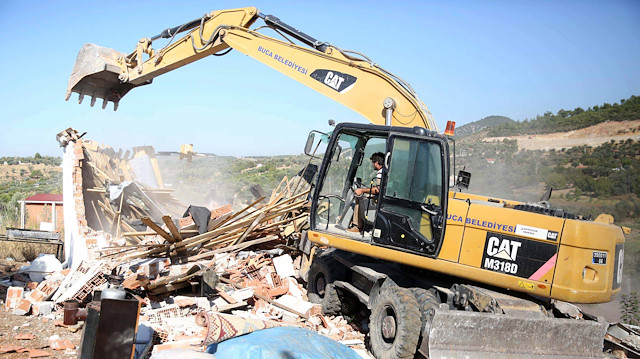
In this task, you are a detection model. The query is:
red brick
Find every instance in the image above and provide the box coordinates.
[14,333,35,340]
[178,215,194,228]
[173,297,197,307]
[307,304,323,317]
[5,287,24,310]
[25,282,38,290]
[49,339,75,350]
[15,299,32,314]
[0,345,24,353]
[28,348,52,358]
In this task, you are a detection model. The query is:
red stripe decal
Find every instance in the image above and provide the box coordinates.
[528,254,557,281]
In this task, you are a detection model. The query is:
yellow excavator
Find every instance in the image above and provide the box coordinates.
[66,7,629,359]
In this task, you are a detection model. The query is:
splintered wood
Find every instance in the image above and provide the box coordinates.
[80,140,186,245]
[113,177,310,262]
[77,138,311,263]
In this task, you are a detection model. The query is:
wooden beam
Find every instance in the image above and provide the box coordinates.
[141,217,175,243]
[162,215,182,241]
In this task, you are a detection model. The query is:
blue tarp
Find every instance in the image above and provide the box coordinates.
[206,327,362,359]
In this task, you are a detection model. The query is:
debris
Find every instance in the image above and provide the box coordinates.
[26,348,53,358]
[49,339,75,350]
[29,254,63,282]
[0,130,374,357]
[272,254,296,279]
[32,301,54,316]
[196,311,291,346]
[4,286,24,310]
[14,333,36,340]
[0,345,25,353]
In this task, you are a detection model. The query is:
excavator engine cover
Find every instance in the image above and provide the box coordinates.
[66,44,148,110]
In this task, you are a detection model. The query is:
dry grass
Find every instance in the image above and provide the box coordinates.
[0,241,61,262]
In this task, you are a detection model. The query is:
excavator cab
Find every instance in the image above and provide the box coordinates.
[309,123,449,257]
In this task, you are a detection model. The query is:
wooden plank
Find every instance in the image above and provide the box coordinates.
[162,215,182,241]
[185,236,279,262]
[233,211,265,245]
[114,194,125,238]
[123,230,198,237]
[90,201,104,231]
[141,217,175,243]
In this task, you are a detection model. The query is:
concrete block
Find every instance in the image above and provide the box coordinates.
[32,301,53,316]
[274,294,314,317]
[272,254,296,278]
[13,299,32,315]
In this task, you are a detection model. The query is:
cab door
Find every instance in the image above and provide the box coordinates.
[372,134,449,256]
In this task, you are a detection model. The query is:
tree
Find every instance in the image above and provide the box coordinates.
[34,152,42,159]
[30,169,43,178]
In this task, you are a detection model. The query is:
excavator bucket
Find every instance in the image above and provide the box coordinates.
[420,309,608,359]
[66,44,147,110]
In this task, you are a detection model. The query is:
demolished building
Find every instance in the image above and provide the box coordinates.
[1,128,369,358]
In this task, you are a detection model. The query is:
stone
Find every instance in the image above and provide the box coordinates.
[32,301,54,316]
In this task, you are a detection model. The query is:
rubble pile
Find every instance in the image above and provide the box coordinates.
[2,244,368,357]
[0,130,369,358]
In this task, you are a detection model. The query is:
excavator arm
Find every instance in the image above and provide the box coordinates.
[66,6,436,130]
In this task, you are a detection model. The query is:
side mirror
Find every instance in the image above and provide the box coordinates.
[456,170,471,190]
[304,133,316,155]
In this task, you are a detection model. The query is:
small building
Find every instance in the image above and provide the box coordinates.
[19,194,64,231]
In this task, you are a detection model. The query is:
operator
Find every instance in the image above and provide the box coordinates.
[349,152,384,232]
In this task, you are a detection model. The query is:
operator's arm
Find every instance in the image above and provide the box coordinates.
[355,186,379,196]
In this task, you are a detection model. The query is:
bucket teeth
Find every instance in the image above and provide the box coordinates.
[67,44,141,111]
[78,89,86,104]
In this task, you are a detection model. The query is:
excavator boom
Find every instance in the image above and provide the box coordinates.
[66,7,436,129]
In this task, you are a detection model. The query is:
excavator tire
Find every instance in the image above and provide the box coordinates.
[370,286,422,359]
[409,287,440,329]
[307,251,346,315]
[321,283,342,315]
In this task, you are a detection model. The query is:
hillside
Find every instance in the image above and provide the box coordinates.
[486,95,640,137]
[0,156,62,230]
[455,115,514,138]
[157,154,313,207]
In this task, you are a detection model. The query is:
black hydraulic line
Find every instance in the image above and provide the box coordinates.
[151,18,202,40]
[263,14,328,52]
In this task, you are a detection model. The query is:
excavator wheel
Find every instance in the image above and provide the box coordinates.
[307,250,346,315]
[370,286,422,359]
[409,287,440,329]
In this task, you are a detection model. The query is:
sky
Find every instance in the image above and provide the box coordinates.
[0,0,638,157]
